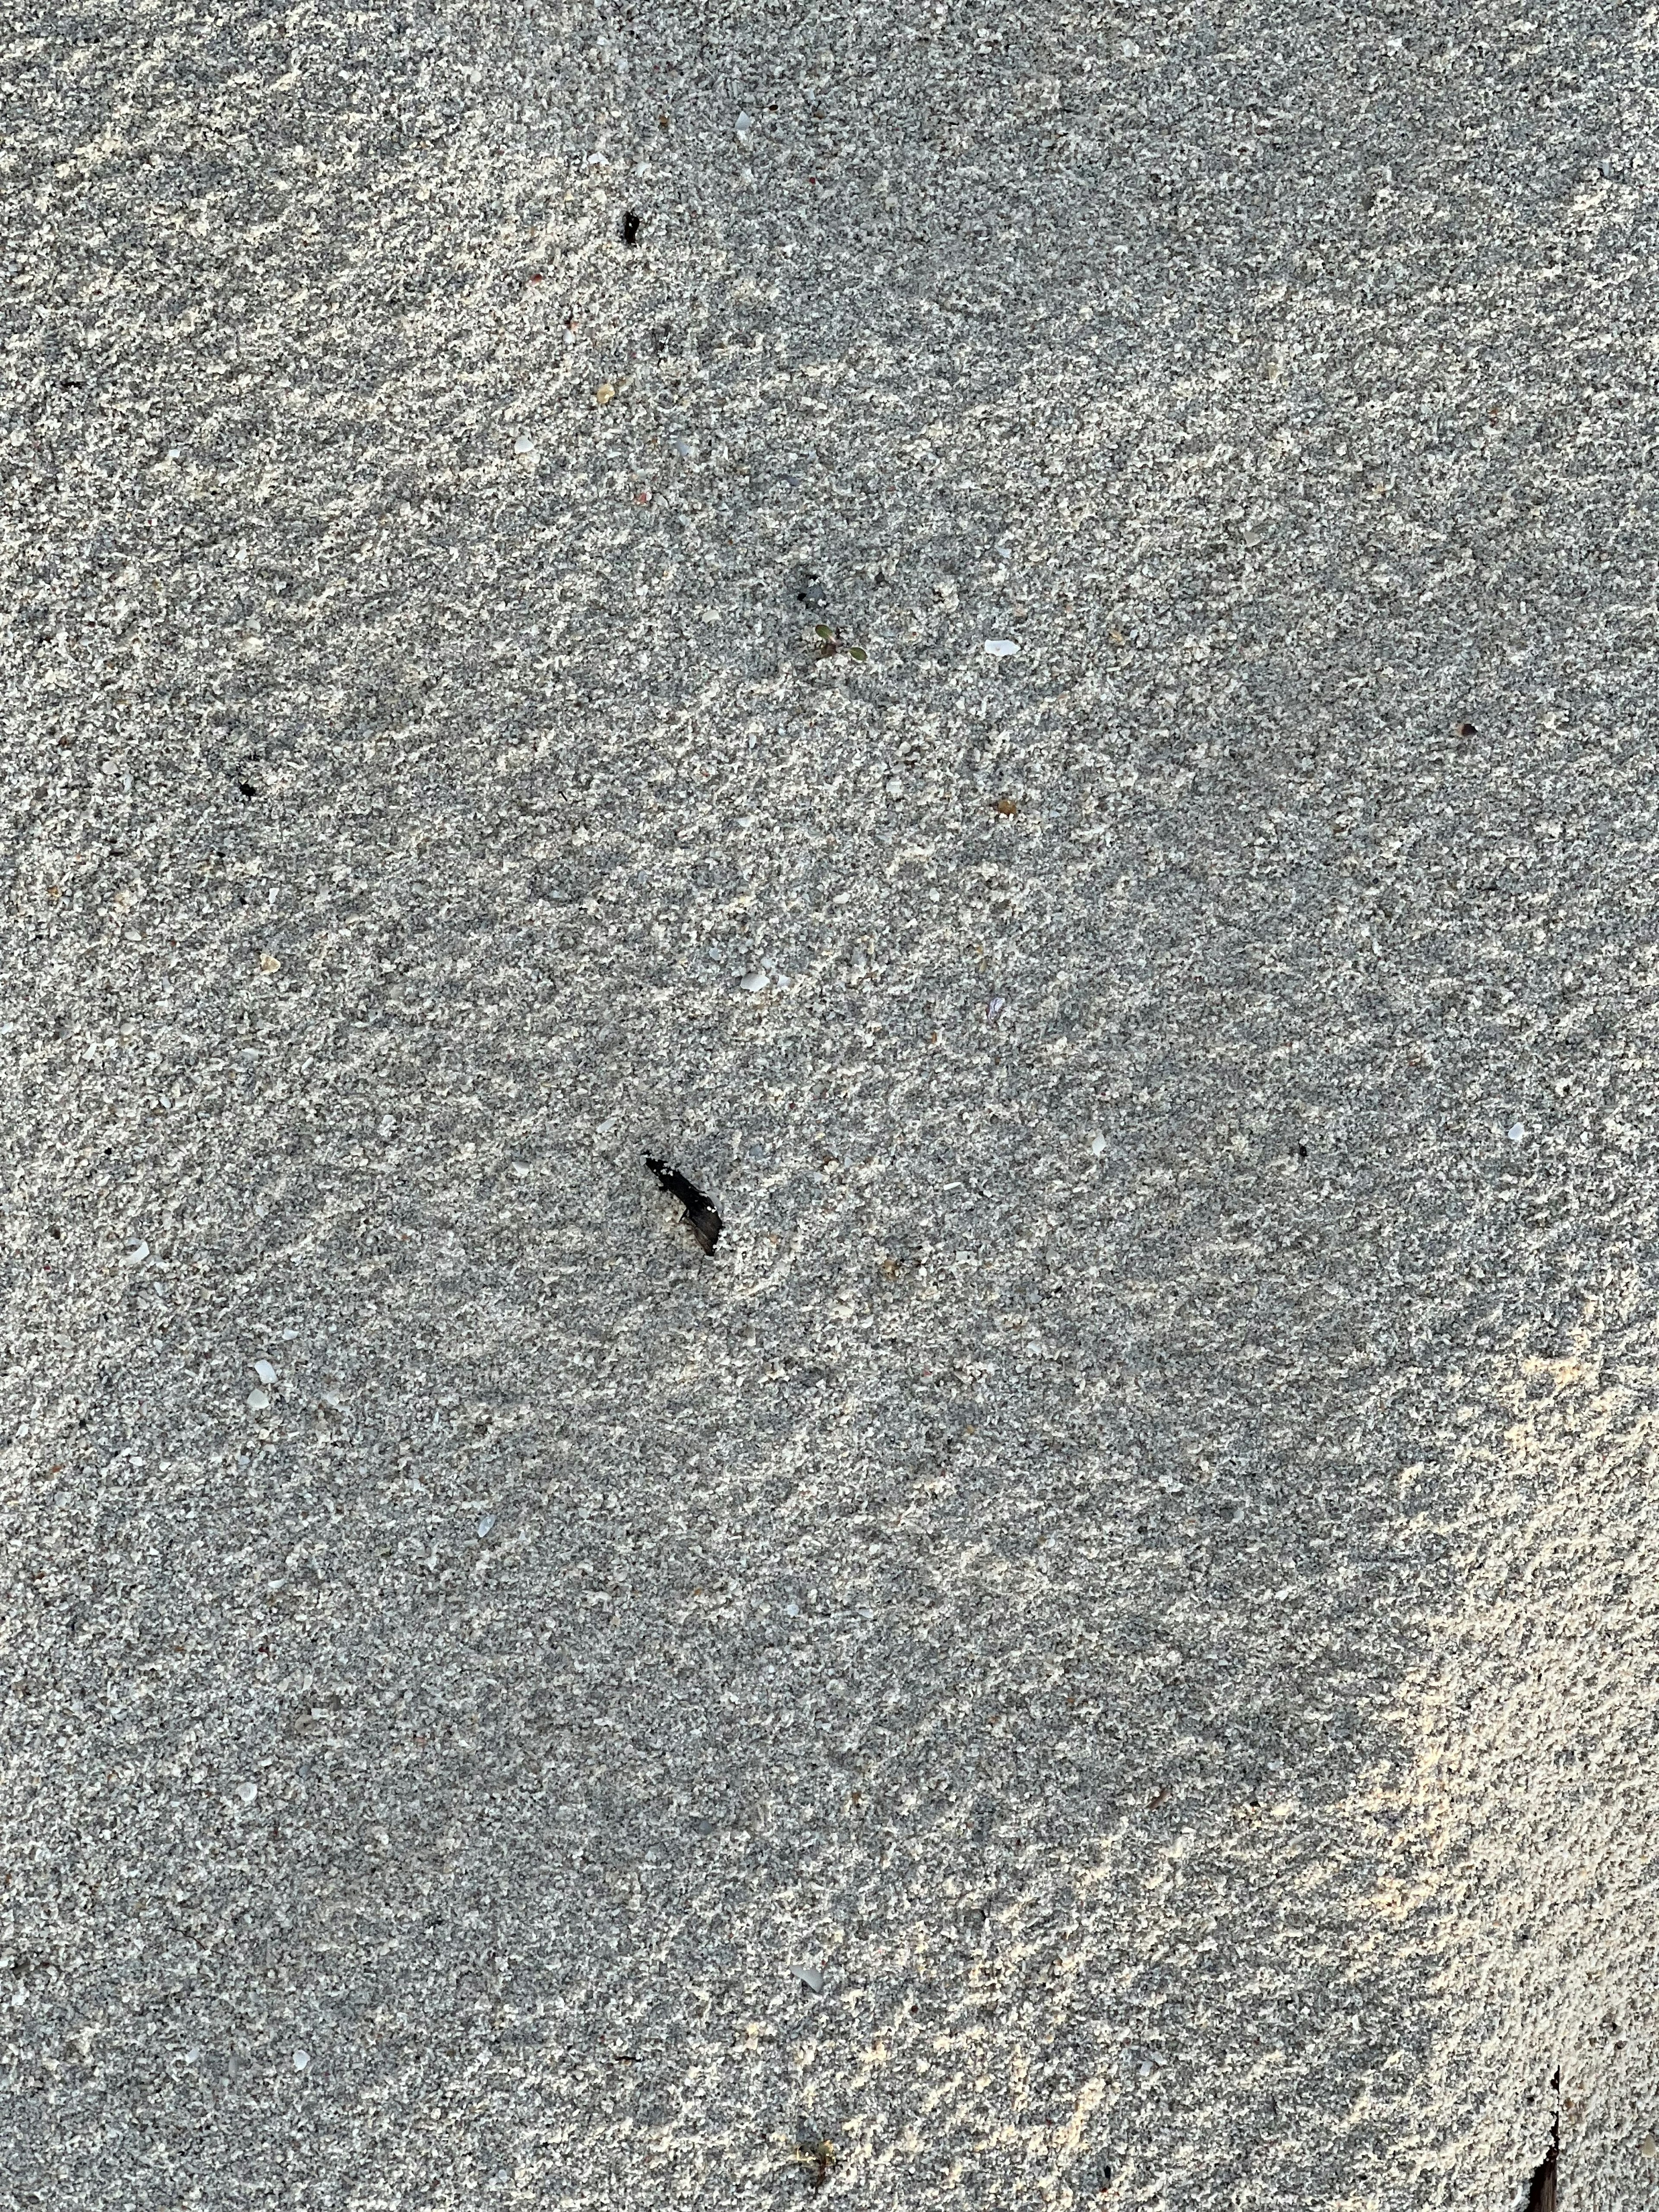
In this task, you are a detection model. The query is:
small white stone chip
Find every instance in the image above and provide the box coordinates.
[1508,1122,1526,1143]
[292,2050,309,2072]
[795,1963,825,1993]
[247,1388,270,1412]
[984,639,1019,656]
[253,1359,277,1386]
[236,1782,257,1805]
[739,971,769,992]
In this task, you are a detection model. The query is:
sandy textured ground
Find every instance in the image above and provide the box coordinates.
[5,1,1659,2205]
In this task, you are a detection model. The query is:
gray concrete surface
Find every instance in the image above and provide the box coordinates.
[5,0,1659,2204]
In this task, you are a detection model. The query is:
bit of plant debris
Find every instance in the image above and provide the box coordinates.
[794,2136,837,2191]
[644,1155,722,1255]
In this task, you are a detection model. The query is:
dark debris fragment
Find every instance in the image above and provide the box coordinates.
[1524,2069,1560,2212]
[644,1154,721,1255]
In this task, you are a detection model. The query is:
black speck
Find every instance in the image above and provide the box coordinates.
[645,1154,722,1255]
[238,781,257,798]
[620,208,641,246]
[1297,1141,1307,1160]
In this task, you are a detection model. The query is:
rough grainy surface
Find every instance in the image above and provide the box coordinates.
[4,1,1659,2205]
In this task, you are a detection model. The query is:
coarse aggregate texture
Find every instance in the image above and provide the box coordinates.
[4,0,1659,2206]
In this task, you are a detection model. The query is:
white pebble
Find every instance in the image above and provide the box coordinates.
[477,1512,496,1538]
[737,111,754,140]
[124,1239,149,1265]
[884,775,904,796]
[247,1387,270,1412]
[253,1358,277,1386]
[984,639,1019,657]
[513,432,536,454]
[292,2050,309,2072]
[236,1782,257,1805]
[1508,1122,1526,1143]
[740,971,769,992]
[795,1963,825,1993]
[1090,1135,1107,1158]
[987,996,1006,1020]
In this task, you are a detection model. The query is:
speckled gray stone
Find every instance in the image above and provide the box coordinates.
[4,2,1658,2206]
